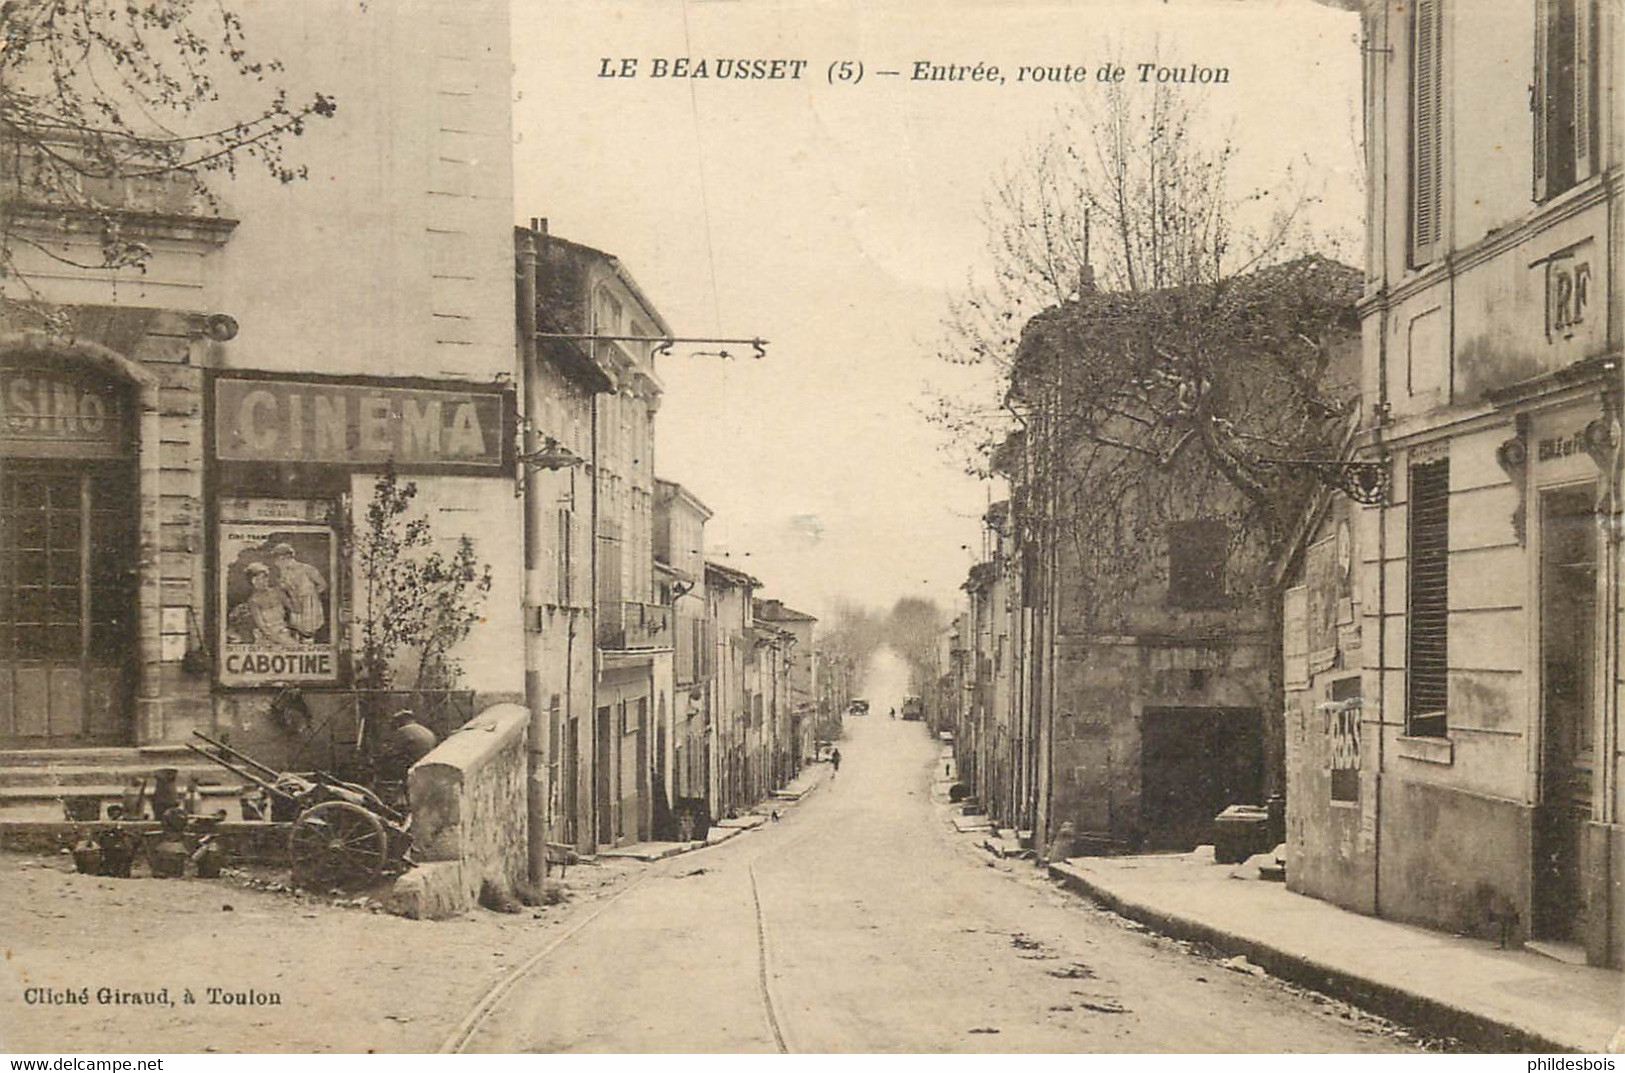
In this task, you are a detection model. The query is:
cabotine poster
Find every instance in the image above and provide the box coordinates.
[217,522,338,687]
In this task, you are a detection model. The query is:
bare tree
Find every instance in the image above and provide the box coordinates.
[937,78,1362,803]
[0,0,336,324]
[932,76,1329,479]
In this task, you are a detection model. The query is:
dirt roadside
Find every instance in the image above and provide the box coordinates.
[0,849,644,1054]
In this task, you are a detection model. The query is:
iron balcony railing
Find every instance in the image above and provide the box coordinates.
[597,600,673,650]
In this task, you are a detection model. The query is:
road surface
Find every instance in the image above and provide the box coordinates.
[460,715,1426,1053]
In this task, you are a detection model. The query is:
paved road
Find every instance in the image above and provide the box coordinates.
[463,716,1423,1053]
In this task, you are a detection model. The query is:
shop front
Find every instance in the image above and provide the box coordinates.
[205,371,517,767]
[0,342,157,751]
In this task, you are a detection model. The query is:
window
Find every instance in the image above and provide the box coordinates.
[1534,0,1597,201]
[597,518,622,608]
[1168,518,1228,609]
[1406,459,1450,736]
[1409,0,1444,267]
[1329,677,1362,803]
[556,507,573,604]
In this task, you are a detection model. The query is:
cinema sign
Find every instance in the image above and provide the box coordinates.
[214,375,512,472]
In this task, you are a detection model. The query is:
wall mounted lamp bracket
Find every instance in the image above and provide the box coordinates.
[1259,457,1392,506]
[518,436,586,472]
[534,333,768,360]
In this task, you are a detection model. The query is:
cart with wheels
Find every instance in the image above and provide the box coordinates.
[187,731,413,889]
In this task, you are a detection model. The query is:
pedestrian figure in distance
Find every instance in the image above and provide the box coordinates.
[830,747,841,777]
[889,707,896,719]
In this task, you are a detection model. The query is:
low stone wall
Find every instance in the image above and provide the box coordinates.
[388,703,529,920]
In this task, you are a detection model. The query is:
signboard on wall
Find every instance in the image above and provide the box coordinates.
[1305,535,1339,673]
[1,364,131,458]
[213,375,510,472]
[217,516,339,687]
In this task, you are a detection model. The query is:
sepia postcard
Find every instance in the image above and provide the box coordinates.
[0,0,1621,1056]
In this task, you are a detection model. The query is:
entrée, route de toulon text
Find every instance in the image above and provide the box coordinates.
[595,57,1231,86]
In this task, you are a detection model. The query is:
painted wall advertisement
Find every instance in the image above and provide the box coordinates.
[218,520,338,686]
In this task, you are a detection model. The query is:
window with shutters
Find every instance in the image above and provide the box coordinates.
[556,507,573,604]
[1168,518,1228,609]
[597,518,622,608]
[1406,459,1450,737]
[1408,0,1444,268]
[1534,0,1597,201]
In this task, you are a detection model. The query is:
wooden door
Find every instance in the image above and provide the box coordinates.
[0,461,137,747]
[1535,486,1597,941]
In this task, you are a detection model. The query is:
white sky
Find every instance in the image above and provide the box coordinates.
[511,0,1364,622]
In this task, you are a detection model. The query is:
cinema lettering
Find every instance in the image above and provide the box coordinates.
[214,377,508,470]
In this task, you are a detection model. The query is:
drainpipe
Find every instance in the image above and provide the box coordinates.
[590,366,602,851]
[518,225,550,887]
[1369,1,1391,919]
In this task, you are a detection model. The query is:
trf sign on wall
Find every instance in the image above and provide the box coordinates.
[1541,244,1593,343]
[214,376,510,471]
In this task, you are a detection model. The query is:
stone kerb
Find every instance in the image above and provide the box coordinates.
[388,703,529,920]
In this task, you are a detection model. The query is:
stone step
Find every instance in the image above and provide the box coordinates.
[0,782,243,823]
[0,747,145,767]
[0,782,242,801]
[0,761,236,789]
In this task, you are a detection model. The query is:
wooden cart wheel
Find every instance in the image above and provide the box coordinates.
[290,800,388,888]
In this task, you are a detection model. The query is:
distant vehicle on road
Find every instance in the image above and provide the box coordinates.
[849,699,869,715]
[900,695,924,721]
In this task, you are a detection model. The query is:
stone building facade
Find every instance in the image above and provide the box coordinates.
[1290,0,1624,965]
[0,0,520,776]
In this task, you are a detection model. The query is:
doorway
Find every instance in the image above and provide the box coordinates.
[0,461,137,748]
[595,705,614,848]
[562,715,580,848]
[1534,486,1597,942]
[1140,707,1264,851]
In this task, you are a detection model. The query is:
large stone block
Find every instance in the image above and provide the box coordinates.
[395,703,529,918]
[386,861,466,921]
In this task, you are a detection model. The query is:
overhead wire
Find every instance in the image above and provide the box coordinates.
[679,0,725,335]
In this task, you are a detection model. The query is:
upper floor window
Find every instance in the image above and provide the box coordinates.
[1168,518,1228,610]
[597,289,623,335]
[1534,0,1598,202]
[1409,0,1445,268]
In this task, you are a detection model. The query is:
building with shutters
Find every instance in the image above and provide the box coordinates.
[655,478,713,831]
[0,1,520,792]
[754,599,818,781]
[516,222,611,859]
[1332,0,1622,964]
[533,232,673,850]
[705,560,758,818]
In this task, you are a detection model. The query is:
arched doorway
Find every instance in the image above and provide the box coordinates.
[1,346,145,748]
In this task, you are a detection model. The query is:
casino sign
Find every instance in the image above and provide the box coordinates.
[1,365,132,459]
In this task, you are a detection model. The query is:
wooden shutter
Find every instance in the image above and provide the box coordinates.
[1535,0,1594,201]
[1573,0,1593,180]
[596,518,622,609]
[1410,0,1444,266]
[1533,0,1550,200]
[556,506,572,604]
[1406,460,1450,735]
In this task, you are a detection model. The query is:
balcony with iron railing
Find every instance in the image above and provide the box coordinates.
[597,600,673,651]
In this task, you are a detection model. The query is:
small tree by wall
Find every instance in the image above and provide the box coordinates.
[356,467,493,692]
